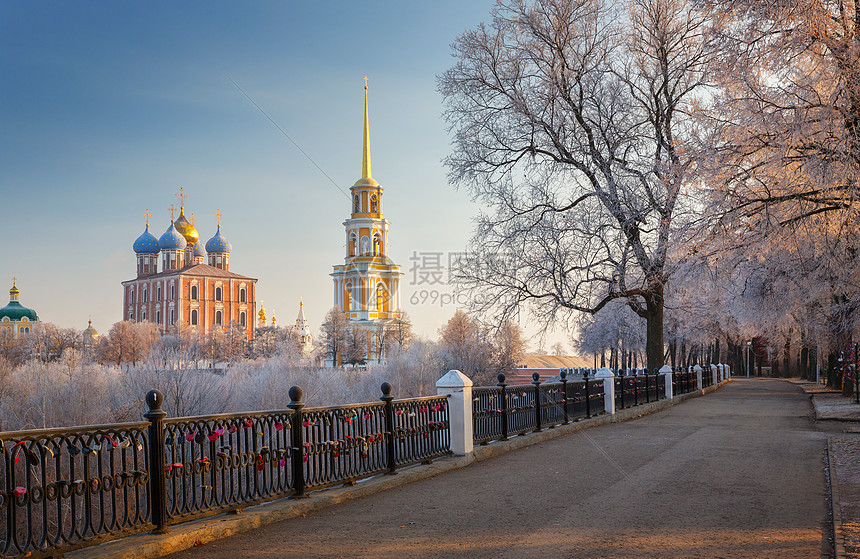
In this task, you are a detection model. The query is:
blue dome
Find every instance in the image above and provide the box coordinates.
[205,226,232,254]
[159,221,187,251]
[133,225,160,254]
[192,241,206,258]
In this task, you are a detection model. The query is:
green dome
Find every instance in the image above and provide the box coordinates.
[0,301,38,322]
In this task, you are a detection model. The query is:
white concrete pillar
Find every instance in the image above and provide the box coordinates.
[711,364,719,385]
[595,367,615,414]
[436,370,473,456]
[693,364,703,390]
[659,365,673,399]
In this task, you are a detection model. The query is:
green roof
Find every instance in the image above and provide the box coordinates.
[0,301,38,322]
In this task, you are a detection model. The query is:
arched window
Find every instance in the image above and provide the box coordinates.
[377,284,388,311]
[353,194,360,214]
[169,284,175,300]
[157,285,162,301]
[215,286,223,302]
[344,284,352,311]
[169,309,175,325]
[360,236,369,255]
[191,285,198,300]
[373,234,381,256]
[156,310,162,324]
[142,286,148,303]
[240,287,246,303]
[215,311,223,325]
[370,194,378,213]
[240,311,246,327]
[191,309,198,326]
[349,232,357,256]
[141,308,147,321]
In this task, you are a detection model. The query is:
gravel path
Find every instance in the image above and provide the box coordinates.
[171,379,831,558]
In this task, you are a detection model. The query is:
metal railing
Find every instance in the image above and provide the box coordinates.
[614,371,664,410]
[673,369,697,395]
[1,382,450,558]
[472,371,607,444]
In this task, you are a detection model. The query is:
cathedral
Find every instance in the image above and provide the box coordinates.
[0,279,39,338]
[122,194,258,339]
[329,82,404,365]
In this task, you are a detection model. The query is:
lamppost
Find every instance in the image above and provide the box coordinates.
[746,340,752,378]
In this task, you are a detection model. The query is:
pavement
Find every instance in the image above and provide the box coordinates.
[164,379,832,559]
[787,378,860,558]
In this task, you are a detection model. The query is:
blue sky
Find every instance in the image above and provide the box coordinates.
[0,1,564,349]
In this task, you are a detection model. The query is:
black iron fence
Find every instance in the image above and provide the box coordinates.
[614,371,665,410]
[0,383,450,558]
[673,368,697,395]
[472,371,607,444]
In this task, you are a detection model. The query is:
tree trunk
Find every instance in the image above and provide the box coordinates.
[801,347,809,380]
[644,286,664,372]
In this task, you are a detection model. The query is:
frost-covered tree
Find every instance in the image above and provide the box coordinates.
[440,0,714,369]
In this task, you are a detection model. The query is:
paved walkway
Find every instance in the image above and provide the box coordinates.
[171,379,831,558]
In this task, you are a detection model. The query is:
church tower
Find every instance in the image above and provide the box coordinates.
[330,80,403,365]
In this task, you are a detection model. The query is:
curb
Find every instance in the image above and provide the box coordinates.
[829,438,848,559]
[67,380,729,559]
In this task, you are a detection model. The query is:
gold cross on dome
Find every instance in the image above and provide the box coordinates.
[191,213,197,226]
[176,188,187,208]
[168,204,177,220]
[364,76,368,89]
[143,209,151,227]
[215,209,223,227]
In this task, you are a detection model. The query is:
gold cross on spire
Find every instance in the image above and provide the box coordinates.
[12,276,16,287]
[191,213,197,226]
[143,209,151,227]
[168,204,177,220]
[364,75,368,89]
[215,209,223,227]
[176,187,187,208]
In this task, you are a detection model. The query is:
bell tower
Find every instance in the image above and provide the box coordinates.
[330,80,403,365]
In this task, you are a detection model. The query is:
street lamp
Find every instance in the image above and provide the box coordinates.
[746,340,752,378]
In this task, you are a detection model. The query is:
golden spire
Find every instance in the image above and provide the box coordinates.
[143,209,151,227]
[271,309,277,327]
[354,77,379,187]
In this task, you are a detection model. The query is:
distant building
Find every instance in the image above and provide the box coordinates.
[296,299,313,353]
[508,354,593,385]
[0,279,39,338]
[82,318,99,350]
[122,194,258,339]
[329,81,404,365]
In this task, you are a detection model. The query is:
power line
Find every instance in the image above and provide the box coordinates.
[223,71,350,200]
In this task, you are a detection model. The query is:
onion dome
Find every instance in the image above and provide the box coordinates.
[83,319,98,342]
[133,225,160,254]
[159,221,187,251]
[173,208,199,246]
[0,281,38,322]
[205,226,232,254]
[192,241,206,259]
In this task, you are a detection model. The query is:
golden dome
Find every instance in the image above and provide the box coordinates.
[174,208,199,246]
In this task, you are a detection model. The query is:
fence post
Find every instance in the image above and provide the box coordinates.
[644,370,651,403]
[288,386,308,498]
[584,370,592,418]
[144,390,169,534]
[532,373,542,432]
[379,382,399,473]
[659,365,673,399]
[596,368,615,415]
[693,364,703,391]
[497,373,508,441]
[435,370,473,456]
[560,369,569,424]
